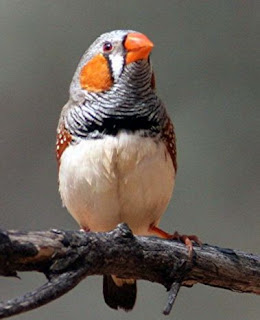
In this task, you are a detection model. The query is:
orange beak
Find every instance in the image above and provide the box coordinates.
[124,32,154,65]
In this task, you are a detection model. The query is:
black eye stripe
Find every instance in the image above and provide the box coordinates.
[122,34,128,49]
[104,55,114,82]
[122,34,128,68]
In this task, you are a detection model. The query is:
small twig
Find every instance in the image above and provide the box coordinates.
[163,259,191,315]
[163,281,182,316]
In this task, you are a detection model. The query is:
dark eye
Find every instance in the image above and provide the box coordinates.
[103,41,113,52]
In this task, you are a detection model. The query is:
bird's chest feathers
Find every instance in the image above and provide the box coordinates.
[60,133,172,188]
[58,132,174,232]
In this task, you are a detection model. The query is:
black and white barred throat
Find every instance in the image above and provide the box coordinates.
[66,60,166,140]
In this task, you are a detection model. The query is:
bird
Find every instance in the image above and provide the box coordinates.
[56,29,198,311]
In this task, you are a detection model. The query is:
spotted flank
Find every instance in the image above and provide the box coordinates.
[56,127,72,163]
[162,116,177,171]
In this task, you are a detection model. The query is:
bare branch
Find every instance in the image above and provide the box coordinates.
[0,224,259,319]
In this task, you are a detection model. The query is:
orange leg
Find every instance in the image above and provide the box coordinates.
[149,225,202,256]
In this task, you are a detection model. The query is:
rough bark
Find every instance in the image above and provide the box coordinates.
[0,224,259,318]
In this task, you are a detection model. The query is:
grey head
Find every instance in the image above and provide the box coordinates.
[69,29,155,102]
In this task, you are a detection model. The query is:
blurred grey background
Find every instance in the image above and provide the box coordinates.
[0,1,259,319]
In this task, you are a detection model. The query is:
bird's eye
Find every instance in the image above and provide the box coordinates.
[103,41,113,53]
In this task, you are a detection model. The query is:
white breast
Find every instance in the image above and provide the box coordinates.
[59,132,175,235]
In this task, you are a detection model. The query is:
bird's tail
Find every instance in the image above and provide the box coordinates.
[103,275,136,311]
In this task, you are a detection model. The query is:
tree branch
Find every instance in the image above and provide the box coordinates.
[0,223,259,318]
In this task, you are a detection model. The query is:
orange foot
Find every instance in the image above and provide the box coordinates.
[149,225,202,256]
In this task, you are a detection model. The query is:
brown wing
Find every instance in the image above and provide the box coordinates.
[56,126,72,165]
[162,115,177,172]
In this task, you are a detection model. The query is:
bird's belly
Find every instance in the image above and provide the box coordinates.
[59,132,175,235]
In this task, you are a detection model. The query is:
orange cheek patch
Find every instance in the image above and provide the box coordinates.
[56,128,72,164]
[80,54,113,92]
